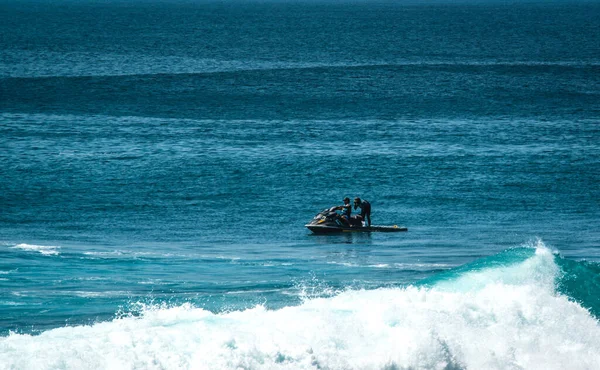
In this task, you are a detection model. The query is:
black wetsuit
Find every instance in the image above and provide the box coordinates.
[359,200,371,226]
[340,204,351,218]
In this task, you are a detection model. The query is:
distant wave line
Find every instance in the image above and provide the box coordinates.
[2,60,598,80]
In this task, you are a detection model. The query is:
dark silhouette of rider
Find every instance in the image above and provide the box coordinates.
[353,197,371,227]
[333,197,352,225]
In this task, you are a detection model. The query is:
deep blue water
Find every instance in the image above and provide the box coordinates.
[1,1,600,368]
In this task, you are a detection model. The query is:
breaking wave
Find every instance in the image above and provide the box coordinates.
[1,242,599,369]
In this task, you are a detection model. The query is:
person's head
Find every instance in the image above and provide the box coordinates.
[343,197,350,204]
[354,197,361,206]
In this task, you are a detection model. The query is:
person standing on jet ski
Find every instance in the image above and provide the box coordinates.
[354,197,371,227]
[333,197,352,225]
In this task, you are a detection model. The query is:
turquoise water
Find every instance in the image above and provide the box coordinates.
[1,1,600,368]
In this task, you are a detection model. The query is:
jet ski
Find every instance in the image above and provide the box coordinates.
[305,207,408,234]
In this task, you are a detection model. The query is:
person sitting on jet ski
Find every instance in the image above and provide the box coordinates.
[354,197,371,227]
[332,197,352,225]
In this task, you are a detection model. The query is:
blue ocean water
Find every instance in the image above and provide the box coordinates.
[1,0,600,368]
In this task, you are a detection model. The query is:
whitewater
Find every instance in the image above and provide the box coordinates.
[1,243,598,370]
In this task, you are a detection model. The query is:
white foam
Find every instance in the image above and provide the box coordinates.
[327,261,359,267]
[11,244,60,256]
[329,262,453,270]
[82,251,124,257]
[393,263,455,270]
[70,291,130,299]
[2,302,27,306]
[1,244,599,369]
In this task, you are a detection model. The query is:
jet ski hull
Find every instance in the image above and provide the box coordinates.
[306,224,407,234]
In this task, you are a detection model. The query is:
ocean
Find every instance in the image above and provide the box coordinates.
[1,0,599,368]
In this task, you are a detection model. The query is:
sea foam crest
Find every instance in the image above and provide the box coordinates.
[1,242,599,370]
[11,244,60,256]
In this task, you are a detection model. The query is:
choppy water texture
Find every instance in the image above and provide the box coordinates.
[1,1,599,369]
